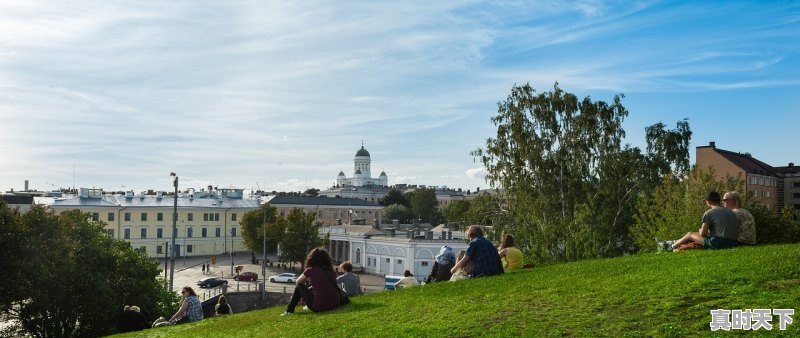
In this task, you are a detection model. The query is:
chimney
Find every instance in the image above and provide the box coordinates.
[447,231,452,240]
[24,180,29,191]
[709,141,716,148]
[425,230,433,240]
[789,162,795,167]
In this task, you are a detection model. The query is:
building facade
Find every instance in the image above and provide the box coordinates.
[266,194,383,226]
[696,142,798,212]
[51,187,259,256]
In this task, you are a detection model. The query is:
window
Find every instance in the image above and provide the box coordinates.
[385,258,390,264]
[356,248,361,263]
[124,213,131,222]
[216,228,221,237]
[202,228,208,238]
[187,245,193,253]
[794,204,800,210]
[124,228,131,239]
[396,259,403,265]
[422,261,429,267]
[231,227,237,237]
[204,213,209,221]
[141,213,147,221]
[157,228,163,239]
[140,228,147,239]
[92,213,99,221]
[108,213,114,222]
[157,245,163,254]
[232,213,237,222]
[187,227,193,238]
[318,210,322,217]
[188,213,193,221]
[214,213,220,221]
[794,182,800,188]
[794,193,800,199]
[766,191,771,198]
[157,213,163,221]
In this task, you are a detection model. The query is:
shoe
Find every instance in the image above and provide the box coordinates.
[664,240,674,252]
[281,311,293,316]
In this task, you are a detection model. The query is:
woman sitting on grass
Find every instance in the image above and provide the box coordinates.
[215,295,232,316]
[498,234,524,272]
[449,250,473,282]
[394,270,420,289]
[426,245,455,283]
[281,247,341,316]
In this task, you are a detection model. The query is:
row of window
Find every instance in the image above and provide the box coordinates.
[364,257,430,268]
[91,212,237,223]
[119,227,237,240]
[315,209,379,218]
[749,177,776,187]
[753,190,772,198]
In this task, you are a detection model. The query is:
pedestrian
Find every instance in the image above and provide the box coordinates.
[202,263,206,274]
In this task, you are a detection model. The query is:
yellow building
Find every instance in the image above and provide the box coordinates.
[51,187,259,257]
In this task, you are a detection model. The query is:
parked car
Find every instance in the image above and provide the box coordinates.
[235,271,258,282]
[268,273,297,283]
[197,277,228,288]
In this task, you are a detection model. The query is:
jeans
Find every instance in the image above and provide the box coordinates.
[286,284,314,313]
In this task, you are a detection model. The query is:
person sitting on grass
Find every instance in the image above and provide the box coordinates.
[449,250,472,282]
[281,247,341,316]
[723,191,756,245]
[394,270,419,289]
[169,286,203,324]
[336,261,364,297]
[498,233,524,272]
[215,295,232,316]
[425,245,455,283]
[451,225,504,277]
[657,191,739,252]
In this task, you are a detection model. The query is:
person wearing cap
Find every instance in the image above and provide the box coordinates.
[657,191,740,251]
[723,191,756,245]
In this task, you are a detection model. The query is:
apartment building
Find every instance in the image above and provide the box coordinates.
[51,187,259,256]
[696,142,798,212]
[266,194,383,226]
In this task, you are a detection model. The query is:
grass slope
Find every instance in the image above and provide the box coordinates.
[119,244,800,337]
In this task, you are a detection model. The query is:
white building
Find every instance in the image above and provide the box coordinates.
[336,145,388,188]
[323,222,468,281]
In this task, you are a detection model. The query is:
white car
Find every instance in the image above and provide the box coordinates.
[268,273,298,283]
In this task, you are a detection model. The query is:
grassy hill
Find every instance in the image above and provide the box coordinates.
[119,244,800,337]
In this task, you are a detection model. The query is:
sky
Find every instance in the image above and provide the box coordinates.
[1,1,798,194]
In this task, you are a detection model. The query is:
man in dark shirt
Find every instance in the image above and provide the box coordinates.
[451,225,504,277]
[659,191,739,251]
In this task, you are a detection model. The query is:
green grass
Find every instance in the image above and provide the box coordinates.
[118,244,800,337]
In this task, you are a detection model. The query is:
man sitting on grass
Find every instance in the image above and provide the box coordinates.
[657,191,739,252]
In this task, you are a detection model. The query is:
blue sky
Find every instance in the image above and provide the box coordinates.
[1,1,798,193]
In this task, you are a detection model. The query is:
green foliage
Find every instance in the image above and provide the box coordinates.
[0,204,176,338]
[748,203,800,244]
[279,208,321,267]
[474,82,692,264]
[0,201,24,310]
[117,244,800,338]
[378,188,409,207]
[302,188,320,196]
[407,188,442,225]
[380,203,413,223]
[631,167,741,252]
[240,204,279,254]
[443,200,470,224]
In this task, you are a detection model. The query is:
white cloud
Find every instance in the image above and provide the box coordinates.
[465,167,487,179]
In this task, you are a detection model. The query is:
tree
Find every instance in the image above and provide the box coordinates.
[474,83,691,264]
[381,203,413,223]
[378,188,409,207]
[408,188,442,225]
[240,204,280,254]
[279,208,321,268]
[443,200,471,224]
[303,188,320,196]
[0,204,177,338]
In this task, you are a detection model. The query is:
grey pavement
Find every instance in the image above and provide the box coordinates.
[155,254,388,300]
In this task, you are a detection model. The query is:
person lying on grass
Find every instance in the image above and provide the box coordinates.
[657,191,739,252]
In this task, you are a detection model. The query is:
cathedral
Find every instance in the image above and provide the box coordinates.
[336,145,388,188]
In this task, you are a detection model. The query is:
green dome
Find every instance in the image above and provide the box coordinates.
[380,171,387,176]
[338,171,345,176]
[355,169,362,174]
[355,146,370,157]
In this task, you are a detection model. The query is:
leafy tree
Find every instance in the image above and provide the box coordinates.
[474,83,691,264]
[443,200,471,224]
[303,188,320,196]
[240,204,280,254]
[379,188,410,207]
[408,188,442,225]
[279,208,321,268]
[0,201,24,312]
[0,204,177,338]
[381,203,413,223]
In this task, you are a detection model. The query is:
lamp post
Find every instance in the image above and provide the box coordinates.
[169,172,178,293]
[261,204,267,299]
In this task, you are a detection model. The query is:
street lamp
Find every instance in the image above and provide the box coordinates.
[169,172,178,293]
[261,203,267,299]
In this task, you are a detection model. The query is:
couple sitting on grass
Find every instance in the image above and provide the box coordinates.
[426,226,524,283]
[657,191,756,252]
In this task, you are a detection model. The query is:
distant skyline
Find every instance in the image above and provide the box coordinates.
[1,1,798,193]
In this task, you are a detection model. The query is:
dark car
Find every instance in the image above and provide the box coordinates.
[197,277,228,288]
[234,272,258,282]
